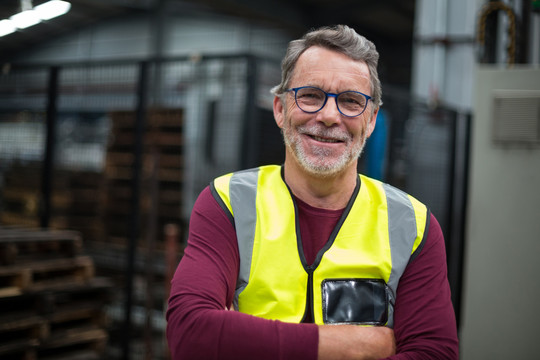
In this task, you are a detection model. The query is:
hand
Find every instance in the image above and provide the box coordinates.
[318,325,396,360]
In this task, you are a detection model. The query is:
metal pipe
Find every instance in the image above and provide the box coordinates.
[40,65,59,228]
[122,60,149,360]
[240,55,259,168]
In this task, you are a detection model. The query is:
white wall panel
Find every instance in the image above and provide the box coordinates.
[165,16,288,58]
[412,0,482,110]
[461,66,540,360]
[14,16,152,63]
[447,0,478,36]
[13,13,289,64]
[411,45,436,101]
[88,16,152,59]
[444,44,476,110]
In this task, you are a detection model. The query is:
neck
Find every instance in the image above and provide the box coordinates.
[283,158,358,210]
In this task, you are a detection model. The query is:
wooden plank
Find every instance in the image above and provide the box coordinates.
[0,286,23,298]
[48,304,106,326]
[1,190,39,216]
[147,109,184,127]
[49,190,103,214]
[154,153,184,168]
[108,132,184,148]
[0,314,47,357]
[102,201,181,218]
[0,228,82,244]
[105,152,183,168]
[0,268,32,294]
[0,256,95,293]
[145,132,184,147]
[0,228,82,265]
[104,165,183,182]
[0,338,39,358]
[40,326,107,350]
[0,314,47,336]
[38,280,114,316]
[109,109,183,129]
[0,213,39,228]
[37,327,108,360]
[39,349,100,360]
[2,165,101,191]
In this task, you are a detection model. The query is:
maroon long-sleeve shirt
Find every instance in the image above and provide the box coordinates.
[166,186,459,359]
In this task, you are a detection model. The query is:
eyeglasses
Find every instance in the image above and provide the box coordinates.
[286,86,372,117]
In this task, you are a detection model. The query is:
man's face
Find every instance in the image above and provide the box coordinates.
[274,46,378,178]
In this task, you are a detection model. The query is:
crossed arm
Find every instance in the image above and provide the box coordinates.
[318,325,396,359]
[166,187,458,359]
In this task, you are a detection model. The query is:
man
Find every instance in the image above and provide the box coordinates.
[167,25,459,359]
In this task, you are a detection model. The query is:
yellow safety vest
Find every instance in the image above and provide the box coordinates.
[211,165,428,327]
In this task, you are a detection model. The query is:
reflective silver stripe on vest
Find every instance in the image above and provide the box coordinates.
[383,182,417,328]
[229,169,259,309]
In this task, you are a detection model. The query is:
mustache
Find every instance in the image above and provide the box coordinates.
[296,124,352,142]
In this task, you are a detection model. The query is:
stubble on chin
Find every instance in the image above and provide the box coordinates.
[281,124,367,178]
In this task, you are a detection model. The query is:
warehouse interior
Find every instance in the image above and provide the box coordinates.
[0,0,539,359]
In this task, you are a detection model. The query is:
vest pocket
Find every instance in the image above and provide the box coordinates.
[321,279,389,325]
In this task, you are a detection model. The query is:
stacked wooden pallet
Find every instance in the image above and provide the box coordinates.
[0,227,113,360]
[102,108,184,249]
[0,164,105,243]
[94,109,185,359]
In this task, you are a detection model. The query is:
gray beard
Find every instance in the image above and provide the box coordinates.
[282,123,367,178]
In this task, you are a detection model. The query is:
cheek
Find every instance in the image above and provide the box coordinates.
[285,101,298,118]
[286,101,316,126]
[281,107,301,129]
[350,119,369,139]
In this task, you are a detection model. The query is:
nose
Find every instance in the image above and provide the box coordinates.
[317,94,342,127]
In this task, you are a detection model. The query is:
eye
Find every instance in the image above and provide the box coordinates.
[297,87,324,101]
[339,92,366,108]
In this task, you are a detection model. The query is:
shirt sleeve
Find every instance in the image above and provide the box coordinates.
[386,213,460,360]
[166,186,319,360]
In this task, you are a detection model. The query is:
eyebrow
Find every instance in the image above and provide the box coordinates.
[300,85,362,94]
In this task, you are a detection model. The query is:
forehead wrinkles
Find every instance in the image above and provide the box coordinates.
[290,49,371,92]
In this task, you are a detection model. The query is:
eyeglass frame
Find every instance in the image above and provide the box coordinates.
[285,86,373,118]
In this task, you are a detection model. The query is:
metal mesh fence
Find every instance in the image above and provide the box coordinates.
[0,67,49,228]
[0,55,277,228]
[0,54,280,360]
[403,106,454,233]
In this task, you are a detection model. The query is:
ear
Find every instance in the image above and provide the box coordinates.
[366,107,379,138]
[273,95,285,129]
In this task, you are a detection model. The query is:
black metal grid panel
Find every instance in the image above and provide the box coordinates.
[0,55,281,360]
[183,57,251,202]
[0,67,49,164]
[403,105,454,233]
[0,66,49,111]
[56,64,139,172]
[401,104,470,328]
[0,56,281,227]
[0,67,49,228]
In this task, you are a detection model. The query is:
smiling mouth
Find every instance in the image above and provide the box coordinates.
[309,135,343,143]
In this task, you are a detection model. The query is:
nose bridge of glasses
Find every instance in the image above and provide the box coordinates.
[323,92,340,112]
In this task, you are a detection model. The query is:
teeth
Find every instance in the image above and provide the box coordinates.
[312,135,339,143]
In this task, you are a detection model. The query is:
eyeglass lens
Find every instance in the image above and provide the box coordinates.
[295,87,367,116]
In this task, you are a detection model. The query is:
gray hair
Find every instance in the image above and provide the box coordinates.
[271,25,382,108]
